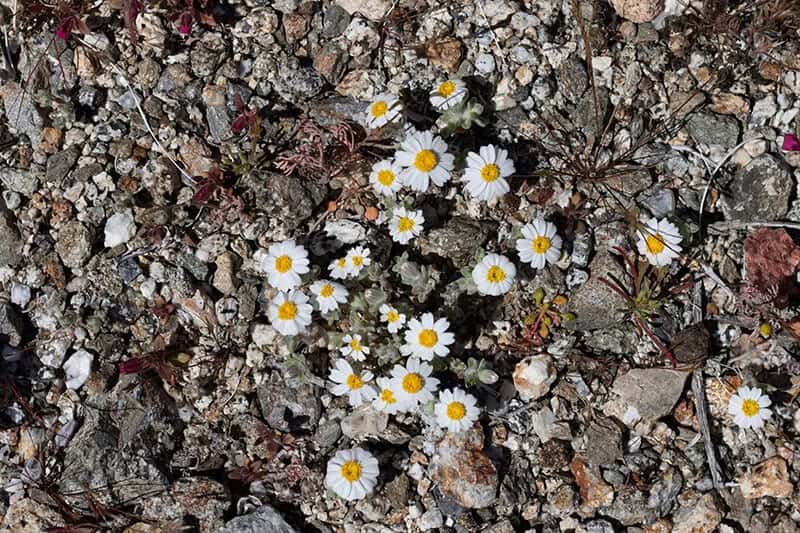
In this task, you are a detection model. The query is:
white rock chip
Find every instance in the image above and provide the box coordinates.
[104,210,137,248]
[63,350,93,389]
[10,283,31,307]
[335,0,392,21]
[513,354,557,401]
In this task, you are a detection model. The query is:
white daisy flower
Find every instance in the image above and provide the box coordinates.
[390,357,440,407]
[429,79,468,111]
[401,313,455,360]
[329,358,377,407]
[328,256,351,279]
[435,388,480,433]
[340,334,369,361]
[636,217,682,267]
[310,280,348,314]
[396,129,455,192]
[388,207,424,244]
[366,93,402,129]
[325,448,379,501]
[727,386,772,430]
[462,145,515,202]
[516,219,563,269]
[369,159,403,196]
[346,246,372,276]
[379,304,406,334]
[261,240,310,291]
[372,377,405,414]
[268,290,313,336]
[472,253,516,296]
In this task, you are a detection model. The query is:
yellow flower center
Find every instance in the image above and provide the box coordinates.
[645,233,665,254]
[741,398,760,417]
[277,301,297,321]
[371,101,388,117]
[386,310,399,323]
[275,255,292,273]
[446,401,466,420]
[349,338,362,352]
[380,388,396,404]
[337,258,347,268]
[377,169,395,186]
[402,373,423,393]
[352,256,364,267]
[340,460,362,482]
[480,163,500,182]
[346,374,363,390]
[759,323,773,338]
[532,236,551,254]
[397,217,415,232]
[418,329,438,348]
[413,149,438,172]
[438,80,456,97]
[320,283,334,297]
[486,265,506,283]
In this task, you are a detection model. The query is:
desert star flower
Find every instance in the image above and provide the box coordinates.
[637,217,682,266]
[262,240,309,291]
[370,159,403,196]
[346,246,372,276]
[472,254,516,296]
[366,93,402,129]
[462,145,515,202]
[325,448,379,501]
[401,313,455,360]
[435,388,480,433]
[380,304,406,334]
[310,280,348,314]
[328,256,351,279]
[268,290,313,336]
[728,386,772,430]
[516,219,563,269]
[390,357,440,407]
[329,359,377,407]
[429,79,468,111]
[389,207,424,244]
[372,377,405,414]
[396,129,455,192]
[340,334,369,361]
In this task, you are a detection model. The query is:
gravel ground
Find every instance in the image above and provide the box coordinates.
[1,0,800,531]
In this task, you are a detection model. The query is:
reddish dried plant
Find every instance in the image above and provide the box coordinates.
[274,118,367,183]
[191,166,243,211]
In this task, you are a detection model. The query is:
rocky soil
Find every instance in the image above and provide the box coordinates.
[1,0,800,531]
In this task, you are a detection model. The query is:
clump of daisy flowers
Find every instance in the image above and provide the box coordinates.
[265,79,582,504]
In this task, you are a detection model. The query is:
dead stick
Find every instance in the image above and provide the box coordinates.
[690,282,725,490]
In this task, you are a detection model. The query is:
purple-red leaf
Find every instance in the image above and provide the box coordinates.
[192,181,217,206]
[119,358,149,374]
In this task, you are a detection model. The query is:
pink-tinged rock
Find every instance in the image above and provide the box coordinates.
[513,354,557,401]
[738,457,794,499]
[431,427,498,508]
[610,0,664,23]
[570,456,614,508]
